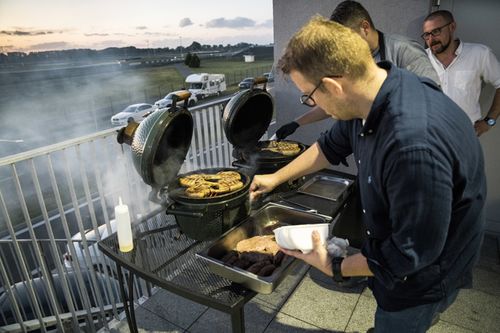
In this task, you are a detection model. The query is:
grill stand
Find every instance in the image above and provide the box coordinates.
[98,169,357,333]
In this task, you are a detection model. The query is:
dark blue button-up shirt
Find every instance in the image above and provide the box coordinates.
[318,62,486,311]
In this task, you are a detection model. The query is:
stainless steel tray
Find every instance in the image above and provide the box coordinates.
[297,175,353,201]
[196,203,330,294]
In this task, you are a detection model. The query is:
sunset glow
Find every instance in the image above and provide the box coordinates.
[0,0,273,53]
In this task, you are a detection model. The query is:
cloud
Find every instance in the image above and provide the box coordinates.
[1,30,55,36]
[258,19,273,28]
[0,45,14,51]
[136,26,147,30]
[28,41,70,51]
[84,33,110,37]
[143,31,175,37]
[179,18,193,28]
[205,17,256,28]
[114,32,135,37]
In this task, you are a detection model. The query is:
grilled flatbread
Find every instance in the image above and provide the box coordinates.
[261,141,301,156]
[179,171,244,198]
[235,235,280,256]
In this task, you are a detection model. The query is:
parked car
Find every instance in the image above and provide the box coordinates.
[263,72,275,82]
[110,103,155,126]
[62,220,116,272]
[238,77,255,90]
[0,270,120,327]
[154,90,197,109]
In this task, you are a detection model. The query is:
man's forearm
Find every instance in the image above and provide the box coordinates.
[319,253,374,278]
[486,88,500,120]
[341,253,374,277]
[294,106,330,126]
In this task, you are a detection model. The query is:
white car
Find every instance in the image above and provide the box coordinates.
[154,90,197,109]
[263,72,275,82]
[62,220,116,271]
[110,103,155,126]
[0,271,119,327]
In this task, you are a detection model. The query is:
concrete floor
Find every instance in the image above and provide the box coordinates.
[106,234,500,333]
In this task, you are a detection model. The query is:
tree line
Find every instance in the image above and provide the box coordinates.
[0,42,259,66]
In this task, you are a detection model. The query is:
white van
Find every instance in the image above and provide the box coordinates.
[185,73,226,99]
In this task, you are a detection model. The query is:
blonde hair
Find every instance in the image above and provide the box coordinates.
[278,15,372,83]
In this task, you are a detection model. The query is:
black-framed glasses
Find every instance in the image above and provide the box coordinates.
[300,75,342,107]
[421,21,453,40]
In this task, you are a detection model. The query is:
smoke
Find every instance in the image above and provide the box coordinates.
[0,63,149,157]
[0,58,160,232]
[99,143,157,224]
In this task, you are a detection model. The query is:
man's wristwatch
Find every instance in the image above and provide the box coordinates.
[484,117,496,127]
[331,257,349,283]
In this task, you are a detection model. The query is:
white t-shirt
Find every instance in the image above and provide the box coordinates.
[426,41,500,123]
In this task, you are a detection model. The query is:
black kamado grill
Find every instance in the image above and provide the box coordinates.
[117,91,251,241]
[224,77,307,193]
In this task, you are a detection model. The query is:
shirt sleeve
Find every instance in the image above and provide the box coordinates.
[362,146,453,289]
[480,46,500,88]
[317,120,353,166]
[395,39,441,85]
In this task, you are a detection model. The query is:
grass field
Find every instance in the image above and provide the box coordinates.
[0,58,274,157]
[1,58,274,112]
[117,58,274,96]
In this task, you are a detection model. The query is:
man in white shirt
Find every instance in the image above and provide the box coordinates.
[422,10,500,136]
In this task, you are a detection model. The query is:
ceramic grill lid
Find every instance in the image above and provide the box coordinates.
[131,108,193,189]
[223,77,274,149]
[116,93,194,190]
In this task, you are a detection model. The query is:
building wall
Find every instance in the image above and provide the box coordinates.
[272,0,500,233]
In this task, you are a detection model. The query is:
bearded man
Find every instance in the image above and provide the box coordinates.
[422,10,500,136]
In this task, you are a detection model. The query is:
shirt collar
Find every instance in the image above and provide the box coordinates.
[428,39,462,66]
[454,39,462,56]
[359,61,395,137]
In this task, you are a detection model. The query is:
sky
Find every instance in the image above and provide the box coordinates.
[0,0,274,53]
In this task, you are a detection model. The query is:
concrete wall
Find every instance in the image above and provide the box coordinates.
[272,0,500,233]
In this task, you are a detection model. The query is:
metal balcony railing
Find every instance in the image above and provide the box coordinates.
[0,97,244,332]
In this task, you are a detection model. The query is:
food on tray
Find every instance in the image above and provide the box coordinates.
[261,141,301,156]
[220,235,286,277]
[235,235,280,255]
[179,170,244,198]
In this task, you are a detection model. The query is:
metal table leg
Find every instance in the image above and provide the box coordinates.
[230,306,245,333]
[117,264,138,333]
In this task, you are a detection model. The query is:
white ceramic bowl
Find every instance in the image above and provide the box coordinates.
[273,223,330,253]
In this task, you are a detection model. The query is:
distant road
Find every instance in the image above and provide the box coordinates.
[173,63,193,80]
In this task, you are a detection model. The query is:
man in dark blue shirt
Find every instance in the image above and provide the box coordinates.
[250,16,486,332]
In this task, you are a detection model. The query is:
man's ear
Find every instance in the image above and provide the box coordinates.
[322,77,343,96]
[449,21,457,34]
[360,19,371,37]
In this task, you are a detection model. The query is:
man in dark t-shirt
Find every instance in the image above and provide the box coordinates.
[250,16,486,333]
